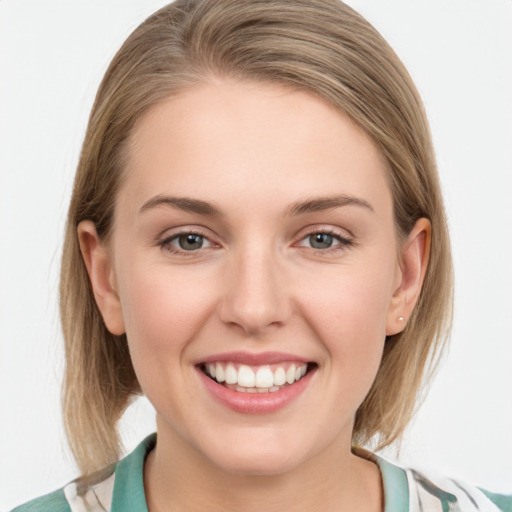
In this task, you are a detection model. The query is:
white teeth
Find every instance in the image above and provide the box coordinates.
[286,364,296,384]
[215,363,225,382]
[205,362,310,391]
[238,365,255,387]
[225,364,237,384]
[255,366,274,388]
[273,366,287,386]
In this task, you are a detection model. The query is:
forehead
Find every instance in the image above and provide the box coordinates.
[120,79,392,220]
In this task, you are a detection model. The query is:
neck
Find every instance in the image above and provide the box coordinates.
[144,426,383,512]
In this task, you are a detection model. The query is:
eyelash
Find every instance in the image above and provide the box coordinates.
[296,229,354,252]
[159,228,354,256]
[159,229,215,255]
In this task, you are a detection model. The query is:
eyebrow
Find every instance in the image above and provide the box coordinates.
[286,194,374,216]
[139,193,374,217]
[139,195,223,217]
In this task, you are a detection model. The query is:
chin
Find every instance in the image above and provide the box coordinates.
[203,434,306,477]
[214,451,302,477]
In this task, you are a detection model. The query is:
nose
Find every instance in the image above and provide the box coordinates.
[218,247,292,336]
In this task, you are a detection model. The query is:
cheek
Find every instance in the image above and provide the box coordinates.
[116,262,218,365]
[299,262,394,339]
[296,260,394,387]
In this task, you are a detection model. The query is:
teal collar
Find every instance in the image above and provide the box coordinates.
[110,434,410,512]
[353,446,409,511]
[111,434,156,512]
[374,453,410,511]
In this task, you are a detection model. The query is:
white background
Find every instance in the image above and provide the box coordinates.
[1,0,511,508]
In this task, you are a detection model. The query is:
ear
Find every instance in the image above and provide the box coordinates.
[77,220,125,335]
[386,218,431,336]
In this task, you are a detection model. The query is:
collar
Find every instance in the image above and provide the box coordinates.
[110,433,156,512]
[110,434,410,512]
[353,446,410,512]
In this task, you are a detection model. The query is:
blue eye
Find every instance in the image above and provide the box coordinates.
[308,233,336,249]
[298,230,353,251]
[176,233,205,250]
[161,232,214,253]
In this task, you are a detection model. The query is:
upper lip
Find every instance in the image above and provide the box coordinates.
[197,351,311,366]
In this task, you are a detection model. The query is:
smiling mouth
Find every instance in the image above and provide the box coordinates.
[199,361,316,393]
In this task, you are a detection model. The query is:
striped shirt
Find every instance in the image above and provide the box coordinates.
[11,434,512,512]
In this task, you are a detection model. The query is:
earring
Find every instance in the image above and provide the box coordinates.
[398,316,405,322]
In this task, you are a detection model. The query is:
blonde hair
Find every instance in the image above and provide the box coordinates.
[61,0,453,475]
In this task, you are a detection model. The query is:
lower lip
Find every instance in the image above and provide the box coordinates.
[196,367,315,414]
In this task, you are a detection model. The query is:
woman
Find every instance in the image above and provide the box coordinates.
[9,1,511,511]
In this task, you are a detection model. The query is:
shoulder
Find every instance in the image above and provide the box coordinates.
[10,471,115,512]
[9,434,156,512]
[405,465,512,512]
[356,448,512,512]
[10,489,71,512]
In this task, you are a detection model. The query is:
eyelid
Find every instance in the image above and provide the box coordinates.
[156,224,355,255]
[158,226,220,255]
[294,226,355,251]
[295,224,354,241]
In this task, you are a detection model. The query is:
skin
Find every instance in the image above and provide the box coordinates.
[79,79,430,512]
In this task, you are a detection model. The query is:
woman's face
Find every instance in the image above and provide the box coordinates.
[82,79,422,476]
